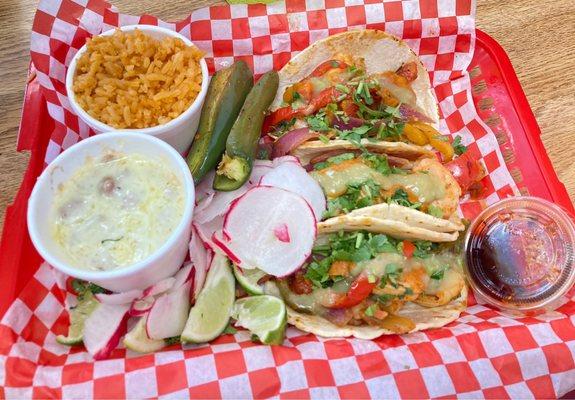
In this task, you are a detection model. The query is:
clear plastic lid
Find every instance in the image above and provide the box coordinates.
[463,197,575,312]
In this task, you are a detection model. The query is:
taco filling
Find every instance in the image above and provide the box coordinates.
[309,150,460,220]
[265,55,456,161]
[276,230,465,334]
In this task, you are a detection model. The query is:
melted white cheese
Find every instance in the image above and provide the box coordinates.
[51,152,185,271]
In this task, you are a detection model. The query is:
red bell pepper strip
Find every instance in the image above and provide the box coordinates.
[327,274,376,309]
[310,59,349,78]
[445,152,486,193]
[263,86,347,134]
[402,241,416,259]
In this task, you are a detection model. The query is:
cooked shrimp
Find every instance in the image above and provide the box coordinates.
[414,269,465,307]
[412,157,461,218]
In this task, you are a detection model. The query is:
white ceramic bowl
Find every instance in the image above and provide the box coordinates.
[65,25,209,154]
[27,131,195,293]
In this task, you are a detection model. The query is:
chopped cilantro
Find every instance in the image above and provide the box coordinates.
[323,179,381,218]
[306,113,331,132]
[291,91,302,102]
[428,204,444,218]
[364,304,377,317]
[377,294,395,303]
[389,189,422,210]
[335,83,350,94]
[361,152,391,175]
[319,134,330,144]
[413,241,437,259]
[376,120,404,140]
[313,152,354,171]
[430,268,446,280]
[385,263,401,275]
[272,118,296,138]
[337,124,372,147]
[330,60,340,68]
[391,167,408,175]
[304,231,400,288]
[72,279,106,301]
[404,287,414,296]
[164,336,181,345]
[223,324,238,335]
[453,136,467,155]
[367,274,377,284]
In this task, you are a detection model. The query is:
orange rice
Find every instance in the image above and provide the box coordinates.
[73,29,204,129]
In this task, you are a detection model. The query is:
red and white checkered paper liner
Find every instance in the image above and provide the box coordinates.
[2,0,574,398]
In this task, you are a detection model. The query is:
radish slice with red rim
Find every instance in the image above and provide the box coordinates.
[95,290,143,305]
[129,296,154,317]
[146,281,191,340]
[194,186,249,224]
[248,164,272,187]
[272,155,301,166]
[171,263,193,291]
[212,230,243,265]
[259,162,326,221]
[83,303,130,360]
[222,186,316,277]
[189,226,210,300]
[195,170,215,204]
[143,277,176,297]
[193,215,224,252]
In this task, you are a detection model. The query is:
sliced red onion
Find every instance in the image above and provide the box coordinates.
[272,128,318,158]
[398,103,434,124]
[331,115,364,131]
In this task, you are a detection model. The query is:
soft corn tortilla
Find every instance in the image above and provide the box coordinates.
[272,29,438,125]
[318,215,460,242]
[344,203,465,233]
[286,285,467,339]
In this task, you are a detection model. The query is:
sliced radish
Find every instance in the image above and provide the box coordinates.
[222,186,316,277]
[189,226,210,300]
[248,164,272,187]
[195,192,214,215]
[95,290,143,305]
[193,216,224,252]
[254,159,274,168]
[143,277,176,297]
[129,296,155,317]
[273,223,291,243]
[146,281,191,340]
[212,230,242,265]
[172,263,193,291]
[260,162,326,221]
[195,170,215,203]
[83,303,130,360]
[194,186,249,224]
[272,155,301,166]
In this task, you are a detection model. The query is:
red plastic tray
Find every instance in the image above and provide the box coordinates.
[0,29,572,317]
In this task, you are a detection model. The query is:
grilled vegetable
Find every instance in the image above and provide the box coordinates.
[214,71,279,191]
[186,61,253,183]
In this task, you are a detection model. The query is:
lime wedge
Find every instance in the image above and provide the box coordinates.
[56,291,98,346]
[233,264,267,295]
[181,254,235,343]
[123,317,166,354]
[232,295,286,345]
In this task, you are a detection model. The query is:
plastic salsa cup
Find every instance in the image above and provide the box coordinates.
[463,196,575,313]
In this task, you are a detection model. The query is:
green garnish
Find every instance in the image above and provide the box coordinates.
[430,268,446,280]
[223,324,238,335]
[364,304,377,317]
[413,241,437,259]
[323,179,381,218]
[361,152,391,175]
[453,136,467,155]
[71,279,106,301]
[428,204,444,218]
[389,189,422,210]
[318,134,330,144]
[304,231,400,288]
[164,336,181,345]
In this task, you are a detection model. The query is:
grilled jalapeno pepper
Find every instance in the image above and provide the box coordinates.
[213,71,279,191]
[186,61,253,183]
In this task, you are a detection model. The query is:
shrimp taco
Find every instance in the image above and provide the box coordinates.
[274,224,467,339]
[298,143,464,232]
[264,29,457,162]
